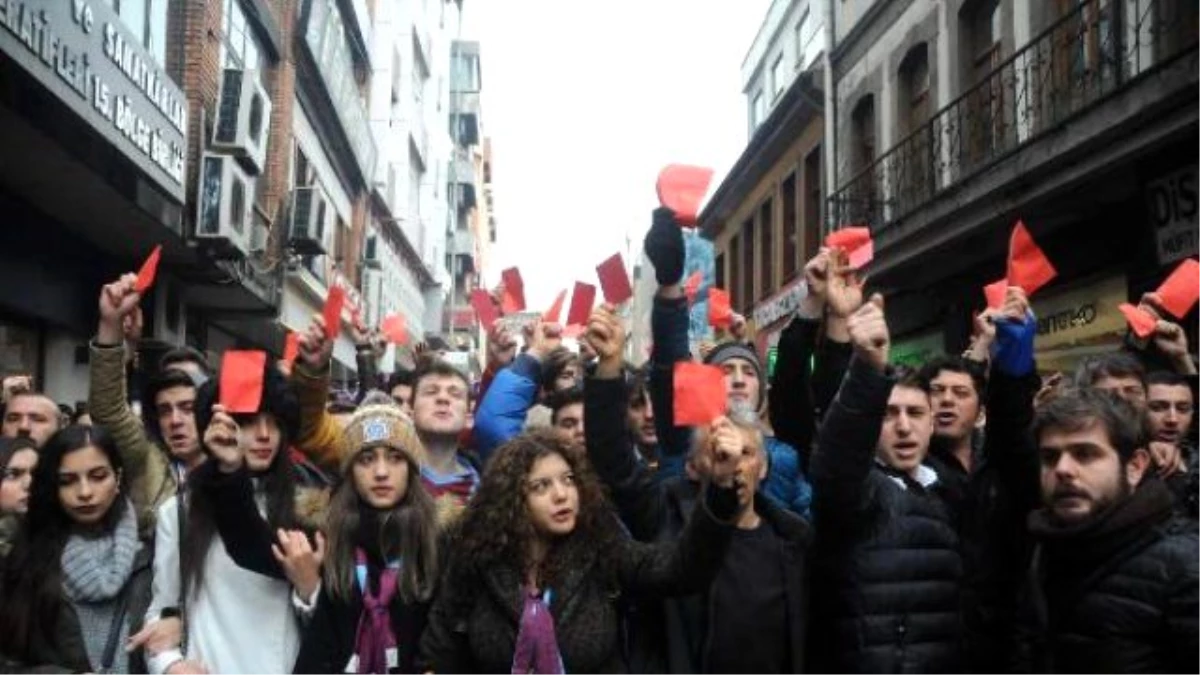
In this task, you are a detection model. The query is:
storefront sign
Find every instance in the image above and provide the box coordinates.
[0,0,187,199]
[891,330,943,367]
[752,277,808,328]
[1032,274,1127,373]
[1146,165,1198,265]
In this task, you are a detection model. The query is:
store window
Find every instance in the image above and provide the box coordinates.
[0,324,38,380]
[104,0,167,67]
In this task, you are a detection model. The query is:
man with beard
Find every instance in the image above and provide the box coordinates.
[1015,387,1198,672]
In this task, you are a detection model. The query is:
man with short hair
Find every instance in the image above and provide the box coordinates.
[1,389,61,447]
[1015,387,1199,672]
[624,366,659,468]
[1075,352,1148,406]
[547,386,585,449]
[159,346,212,386]
[386,368,416,417]
[1146,370,1197,517]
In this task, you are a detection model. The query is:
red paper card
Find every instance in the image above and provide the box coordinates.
[381,315,408,345]
[656,164,714,227]
[283,332,300,365]
[684,271,703,304]
[984,279,1007,310]
[134,245,163,293]
[563,324,585,339]
[566,282,596,327]
[1118,303,1157,339]
[1155,258,1199,319]
[470,289,500,331]
[826,227,874,270]
[323,286,345,340]
[708,287,733,329]
[596,253,633,305]
[543,289,568,324]
[673,362,727,426]
[500,267,526,313]
[219,350,267,413]
[1007,221,1057,296]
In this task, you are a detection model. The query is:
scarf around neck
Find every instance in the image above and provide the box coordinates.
[511,586,565,675]
[61,499,139,603]
[352,547,400,674]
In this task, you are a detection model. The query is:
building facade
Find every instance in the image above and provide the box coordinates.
[825,0,1197,368]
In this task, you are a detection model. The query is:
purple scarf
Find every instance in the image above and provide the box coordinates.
[353,548,400,674]
[511,586,565,674]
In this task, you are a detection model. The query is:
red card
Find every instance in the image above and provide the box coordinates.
[283,331,300,365]
[470,289,500,331]
[708,287,733,329]
[684,271,703,304]
[673,362,727,426]
[596,253,633,305]
[323,286,345,340]
[826,227,874,270]
[1155,258,1199,319]
[500,267,526,313]
[984,279,1007,310]
[381,315,408,345]
[1007,221,1057,296]
[219,350,267,413]
[134,245,163,293]
[566,282,596,327]
[656,164,714,227]
[1119,303,1157,339]
[563,324,586,339]
[543,289,568,324]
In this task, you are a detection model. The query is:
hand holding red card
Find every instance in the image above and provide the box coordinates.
[984,279,1007,310]
[673,362,727,426]
[684,271,703,304]
[1155,258,1199,319]
[1007,221,1057,296]
[322,286,346,340]
[470,289,500,331]
[135,245,163,293]
[1119,303,1157,339]
[381,315,408,345]
[543,289,567,324]
[708,288,733,329]
[283,332,300,365]
[219,350,267,413]
[825,227,874,269]
[500,267,526,313]
[566,282,596,327]
[596,253,633,305]
[656,164,714,227]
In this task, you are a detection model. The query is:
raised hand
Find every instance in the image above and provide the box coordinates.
[826,251,866,318]
[964,309,998,363]
[847,294,890,372]
[98,273,142,345]
[203,404,242,473]
[487,324,518,371]
[296,314,335,372]
[526,319,564,362]
[272,529,325,601]
[1153,320,1196,375]
[706,417,744,490]
[1,375,32,405]
[586,304,626,378]
[1149,440,1185,479]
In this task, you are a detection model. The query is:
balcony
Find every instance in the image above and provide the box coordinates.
[829,0,1197,239]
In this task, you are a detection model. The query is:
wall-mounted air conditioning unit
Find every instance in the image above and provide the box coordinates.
[194,152,254,259]
[213,68,272,174]
[288,186,329,257]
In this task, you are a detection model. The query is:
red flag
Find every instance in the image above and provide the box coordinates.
[1007,221,1057,296]
[1118,303,1157,339]
[825,227,874,269]
[543,289,568,324]
[1155,258,1199,319]
[566,282,596,327]
[673,362,727,426]
[500,267,526,313]
[596,253,634,305]
[219,350,267,413]
[283,331,300,365]
[470,289,500,331]
[708,287,733,329]
[134,245,163,293]
[684,271,703,304]
[381,315,408,345]
[983,279,1007,310]
[322,286,346,340]
[656,164,714,227]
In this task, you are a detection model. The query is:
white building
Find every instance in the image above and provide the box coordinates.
[742,0,826,137]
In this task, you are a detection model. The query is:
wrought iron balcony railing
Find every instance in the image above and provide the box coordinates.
[829,0,1197,233]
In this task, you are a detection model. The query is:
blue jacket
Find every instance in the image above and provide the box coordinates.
[472,354,541,465]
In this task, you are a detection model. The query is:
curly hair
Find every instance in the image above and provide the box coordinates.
[449,428,622,590]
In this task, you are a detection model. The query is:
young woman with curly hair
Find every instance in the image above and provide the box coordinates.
[419,423,745,673]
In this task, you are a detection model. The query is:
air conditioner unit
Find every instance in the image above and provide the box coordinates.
[288,186,329,256]
[212,68,271,174]
[362,233,382,269]
[194,152,254,259]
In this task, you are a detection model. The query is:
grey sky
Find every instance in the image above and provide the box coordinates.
[461,0,771,310]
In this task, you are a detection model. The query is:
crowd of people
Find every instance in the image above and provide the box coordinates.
[0,206,1195,673]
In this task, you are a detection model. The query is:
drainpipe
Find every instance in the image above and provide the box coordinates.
[822,0,837,232]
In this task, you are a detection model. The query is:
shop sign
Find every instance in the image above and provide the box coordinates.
[891,330,943,367]
[752,277,808,328]
[0,0,187,199]
[1031,274,1126,351]
[1146,165,1198,265]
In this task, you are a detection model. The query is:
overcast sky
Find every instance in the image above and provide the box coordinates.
[461,0,772,310]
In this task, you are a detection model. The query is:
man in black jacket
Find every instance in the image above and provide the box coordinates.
[809,293,966,673]
[1016,386,1198,672]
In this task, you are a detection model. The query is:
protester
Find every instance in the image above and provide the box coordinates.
[546,386,585,450]
[0,436,38,558]
[1074,352,1148,406]
[386,368,416,417]
[0,426,154,673]
[419,425,741,673]
[159,347,212,387]
[623,365,660,470]
[1015,387,1199,672]
[1,389,61,448]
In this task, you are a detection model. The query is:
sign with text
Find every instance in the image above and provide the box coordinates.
[0,0,188,200]
[1146,165,1198,265]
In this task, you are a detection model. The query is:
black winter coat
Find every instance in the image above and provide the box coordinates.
[810,357,965,673]
[293,582,428,673]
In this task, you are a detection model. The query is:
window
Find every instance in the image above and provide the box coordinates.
[221,0,262,71]
[759,199,774,298]
[803,147,822,257]
[771,54,787,99]
[899,44,933,205]
[715,252,726,290]
[900,44,931,135]
[740,220,754,308]
[851,95,876,174]
[966,0,1005,162]
[729,235,741,309]
[409,154,422,219]
[781,173,798,281]
[750,91,765,131]
[106,0,167,67]
[293,145,312,187]
[794,9,815,70]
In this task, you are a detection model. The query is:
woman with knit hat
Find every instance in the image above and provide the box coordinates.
[294,393,440,673]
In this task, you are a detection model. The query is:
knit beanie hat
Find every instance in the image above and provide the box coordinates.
[702,341,766,411]
[340,393,425,473]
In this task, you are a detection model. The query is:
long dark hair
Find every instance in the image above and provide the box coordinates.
[181,361,301,598]
[449,429,622,591]
[323,448,439,603]
[0,426,126,658]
